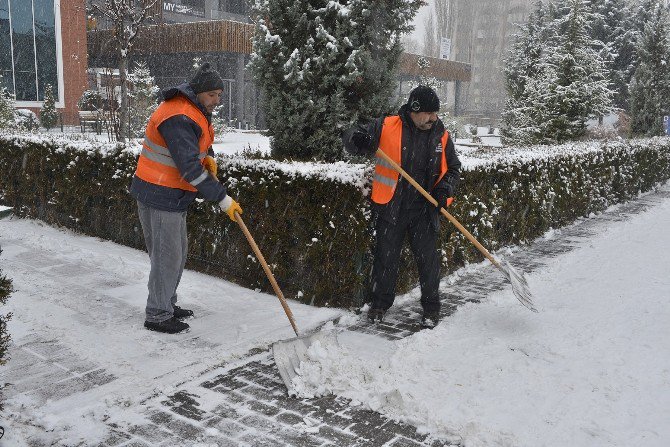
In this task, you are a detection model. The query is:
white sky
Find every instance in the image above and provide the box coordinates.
[408,0,433,46]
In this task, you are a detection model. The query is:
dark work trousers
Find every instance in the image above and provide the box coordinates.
[370,207,441,313]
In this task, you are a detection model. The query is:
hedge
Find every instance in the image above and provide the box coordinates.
[1,131,669,309]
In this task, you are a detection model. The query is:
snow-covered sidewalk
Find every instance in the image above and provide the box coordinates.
[292,185,670,446]
[0,218,340,445]
[1,183,669,446]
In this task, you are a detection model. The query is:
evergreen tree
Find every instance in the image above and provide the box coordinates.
[629,4,670,136]
[540,0,612,142]
[590,0,636,110]
[502,0,612,145]
[502,1,549,144]
[416,56,444,91]
[40,84,58,130]
[127,61,159,138]
[0,75,16,129]
[212,104,231,139]
[249,0,422,160]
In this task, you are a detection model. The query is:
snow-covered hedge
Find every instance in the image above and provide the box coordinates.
[1,132,669,308]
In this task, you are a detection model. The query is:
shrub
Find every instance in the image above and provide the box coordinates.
[40,84,58,130]
[0,132,669,308]
[15,109,40,132]
[78,89,104,111]
[0,83,16,129]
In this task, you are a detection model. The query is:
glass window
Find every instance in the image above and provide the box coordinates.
[9,0,37,101]
[0,0,59,102]
[0,0,13,93]
[34,0,57,101]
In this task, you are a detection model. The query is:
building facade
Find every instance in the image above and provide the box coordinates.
[445,0,533,124]
[87,19,256,127]
[88,19,470,129]
[161,0,248,23]
[0,0,88,124]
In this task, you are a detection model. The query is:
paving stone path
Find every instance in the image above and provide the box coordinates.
[6,187,670,446]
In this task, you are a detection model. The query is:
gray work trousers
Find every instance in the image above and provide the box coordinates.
[137,200,188,323]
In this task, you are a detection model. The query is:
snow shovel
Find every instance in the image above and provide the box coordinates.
[233,211,338,394]
[211,174,335,388]
[376,149,537,312]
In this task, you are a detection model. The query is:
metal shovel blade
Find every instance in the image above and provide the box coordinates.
[501,260,537,312]
[272,331,339,396]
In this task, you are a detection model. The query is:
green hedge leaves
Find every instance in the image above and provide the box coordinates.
[1,133,669,308]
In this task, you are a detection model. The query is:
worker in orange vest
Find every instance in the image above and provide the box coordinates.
[129,63,242,334]
[343,86,461,328]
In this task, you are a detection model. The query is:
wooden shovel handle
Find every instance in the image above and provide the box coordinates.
[375,149,502,270]
[234,212,300,337]
[210,172,299,336]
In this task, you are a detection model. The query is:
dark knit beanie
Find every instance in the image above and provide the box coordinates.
[407,85,440,113]
[189,62,224,94]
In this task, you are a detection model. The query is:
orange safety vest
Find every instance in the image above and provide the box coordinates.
[135,95,213,191]
[372,115,452,206]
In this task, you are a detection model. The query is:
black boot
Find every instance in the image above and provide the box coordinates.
[420,310,440,328]
[367,307,386,323]
[144,317,190,334]
[173,305,194,319]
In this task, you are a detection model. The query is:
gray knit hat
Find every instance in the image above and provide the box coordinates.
[189,62,224,94]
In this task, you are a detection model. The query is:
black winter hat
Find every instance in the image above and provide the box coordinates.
[407,85,440,113]
[189,62,224,94]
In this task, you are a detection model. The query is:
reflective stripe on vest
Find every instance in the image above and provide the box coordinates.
[371,115,450,205]
[135,95,214,191]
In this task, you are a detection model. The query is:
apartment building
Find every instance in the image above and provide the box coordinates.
[445,0,533,123]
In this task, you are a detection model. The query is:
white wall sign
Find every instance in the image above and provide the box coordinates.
[440,37,452,60]
[163,1,205,17]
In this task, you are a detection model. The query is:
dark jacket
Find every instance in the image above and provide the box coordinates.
[129,83,227,212]
[343,104,461,227]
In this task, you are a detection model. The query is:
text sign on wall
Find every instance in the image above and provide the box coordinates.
[440,38,452,60]
[664,116,670,135]
[163,1,205,17]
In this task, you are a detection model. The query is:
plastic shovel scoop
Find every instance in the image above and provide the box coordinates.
[272,330,339,396]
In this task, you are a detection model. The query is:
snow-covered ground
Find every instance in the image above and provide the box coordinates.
[0,217,341,445]
[1,186,669,446]
[291,185,670,447]
[212,130,271,156]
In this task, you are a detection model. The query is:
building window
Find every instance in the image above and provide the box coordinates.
[0,0,61,103]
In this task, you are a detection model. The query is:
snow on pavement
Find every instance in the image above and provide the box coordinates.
[1,184,670,446]
[0,217,341,445]
[291,186,670,447]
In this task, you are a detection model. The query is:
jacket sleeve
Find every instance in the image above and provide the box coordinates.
[342,117,384,157]
[158,115,227,202]
[435,135,462,193]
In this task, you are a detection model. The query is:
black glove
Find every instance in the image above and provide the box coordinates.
[431,183,453,208]
[351,130,374,154]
